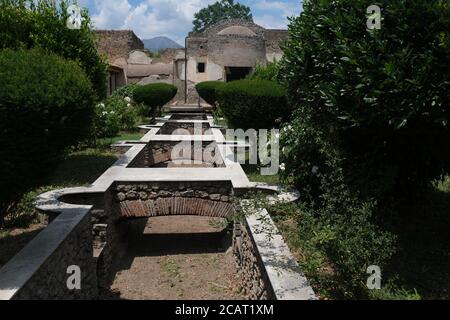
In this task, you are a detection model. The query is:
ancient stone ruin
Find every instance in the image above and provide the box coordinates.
[0,108,316,300]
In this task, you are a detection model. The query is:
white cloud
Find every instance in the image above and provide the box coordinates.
[90,0,216,42]
[88,0,299,42]
[91,0,132,29]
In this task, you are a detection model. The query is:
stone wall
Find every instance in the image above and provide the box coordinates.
[158,122,211,135]
[95,30,144,62]
[1,211,98,300]
[207,35,267,68]
[233,222,275,300]
[185,19,287,84]
[113,181,234,219]
[128,141,223,168]
[233,208,317,301]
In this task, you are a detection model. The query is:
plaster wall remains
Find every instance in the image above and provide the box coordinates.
[182,19,288,103]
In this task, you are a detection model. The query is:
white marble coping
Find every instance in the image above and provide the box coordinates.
[246,208,317,300]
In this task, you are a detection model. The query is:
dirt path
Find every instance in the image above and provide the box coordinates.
[105,216,246,300]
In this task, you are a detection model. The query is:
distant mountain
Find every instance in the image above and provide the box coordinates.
[143,36,183,52]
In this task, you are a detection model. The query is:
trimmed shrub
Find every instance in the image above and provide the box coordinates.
[195,81,223,106]
[0,48,95,223]
[133,83,177,116]
[0,0,107,98]
[216,79,289,129]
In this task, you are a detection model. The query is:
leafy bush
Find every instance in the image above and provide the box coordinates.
[0,0,107,98]
[93,96,140,139]
[133,83,177,116]
[0,48,95,224]
[247,62,280,82]
[111,84,139,100]
[195,81,223,107]
[280,0,450,202]
[111,84,149,118]
[278,0,450,297]
[269,199,396,299]
[216,79,289,129]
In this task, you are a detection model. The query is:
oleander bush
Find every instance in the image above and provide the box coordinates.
[0,0,107,98]
[92,96,140,139]
[0,48,95,225]
[278,0,450,297]
[195,81,223,107]
[133,83,178,116]
[111,84,139,100]
[216,79,289,129]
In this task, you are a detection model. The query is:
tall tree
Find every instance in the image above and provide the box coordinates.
[192,0,253,33]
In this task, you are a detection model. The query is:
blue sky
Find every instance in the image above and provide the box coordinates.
[77,0,303,44]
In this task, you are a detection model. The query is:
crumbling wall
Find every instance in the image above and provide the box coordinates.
[95,30,144,62]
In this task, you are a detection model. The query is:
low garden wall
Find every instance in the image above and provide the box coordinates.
[233,210,316,300]
[0,207,97,300]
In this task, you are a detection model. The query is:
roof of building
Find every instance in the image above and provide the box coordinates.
[126,63,173,77]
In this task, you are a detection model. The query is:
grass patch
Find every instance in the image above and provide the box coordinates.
[161,258,181,278]
[96,131,144,149]
[242,164,279,184]
[49,148,118,187]
[2,131,142,229]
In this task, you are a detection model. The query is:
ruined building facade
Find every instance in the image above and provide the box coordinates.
[94,20,287,102]
[182,19,287,85]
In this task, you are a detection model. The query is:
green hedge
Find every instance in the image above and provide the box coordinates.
[0,0,107,98]
[195,81,223,106]
[0,48,95,223]
[133,83,177,115]
[216,79,289,129]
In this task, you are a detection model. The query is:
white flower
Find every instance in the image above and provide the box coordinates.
[288,125,292,131]
[124,96,131,103]
[127,103,131,107]
[101,111,107,116]
[312,166,319,175]
[275,133,280,139]
[98,103,105,108]
[279,163,286,171]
